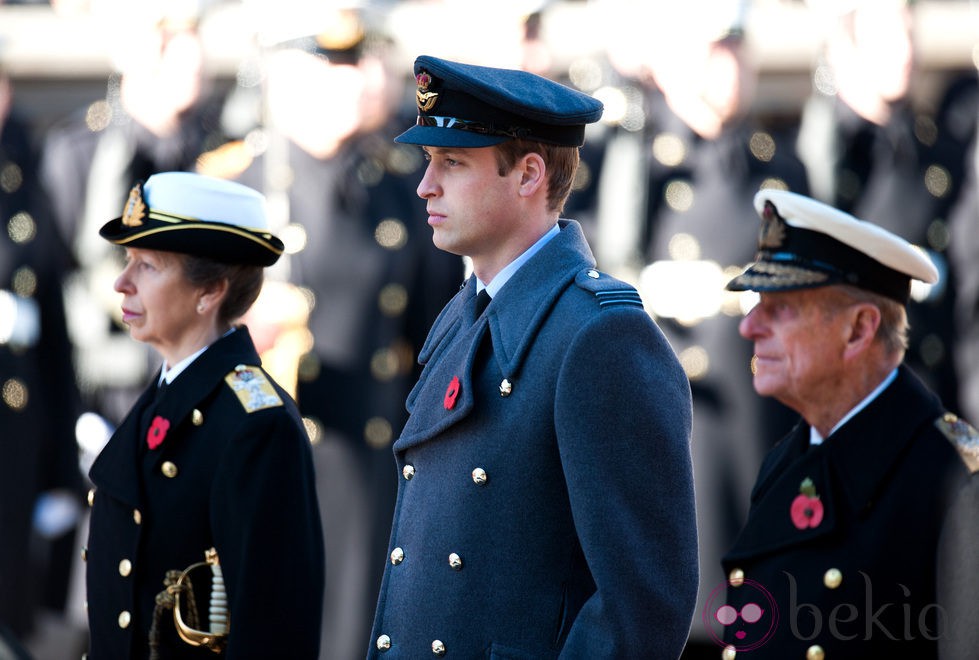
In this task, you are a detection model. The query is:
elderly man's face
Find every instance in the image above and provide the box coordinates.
[738,288,852,415]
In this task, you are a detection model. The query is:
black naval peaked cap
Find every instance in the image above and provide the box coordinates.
[395,55,604,148]
[99,172,284,267]
[726,189,938,305]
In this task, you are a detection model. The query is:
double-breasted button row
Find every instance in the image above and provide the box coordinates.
[400,463,490,486]
[722,641,825,658]
[389,547,464,571]
[729,566,843,590]
[373,635,447,656]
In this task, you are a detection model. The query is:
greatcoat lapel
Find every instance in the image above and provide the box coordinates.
[396,220,596,453]
[725,366,945,563]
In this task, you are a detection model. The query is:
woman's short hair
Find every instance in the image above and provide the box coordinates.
[180,254,264,325]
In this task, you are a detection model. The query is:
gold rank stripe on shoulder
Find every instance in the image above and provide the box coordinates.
[224,365,283,413]
[935,413,979,473]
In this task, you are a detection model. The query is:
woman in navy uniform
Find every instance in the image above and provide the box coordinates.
[84,172,324,659]
[368,56,698,659]
[716,190,979,659]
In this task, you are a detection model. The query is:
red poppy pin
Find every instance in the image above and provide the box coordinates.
[444,376,460,410]
[147,415,171,450]
[790,477,824,530]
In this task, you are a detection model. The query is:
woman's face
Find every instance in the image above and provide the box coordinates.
[114,248,207,362]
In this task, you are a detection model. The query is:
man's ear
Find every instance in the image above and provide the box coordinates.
[843,303,882,359]
[517,152,546,198]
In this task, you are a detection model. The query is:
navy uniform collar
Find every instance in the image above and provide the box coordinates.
[727,366,943,561]
[89,328,264,507]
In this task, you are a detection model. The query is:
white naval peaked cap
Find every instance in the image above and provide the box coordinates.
[726,189,938,304]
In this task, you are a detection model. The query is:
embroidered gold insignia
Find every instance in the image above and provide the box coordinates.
[224,364,283,413]
[935,412,979,473]
[758,202,786,249]
[122,182,147,227]
[736,261,829,288]
[415,71,438,112]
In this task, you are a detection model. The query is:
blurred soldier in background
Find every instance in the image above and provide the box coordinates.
[0,65,85,657]
[200,5,463,657]
[947,66,979,425]
[38,0,227,430]
[591,3,809,655]
[796,0,966,412]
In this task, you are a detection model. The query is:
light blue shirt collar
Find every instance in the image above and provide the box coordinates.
[477,224,560,298]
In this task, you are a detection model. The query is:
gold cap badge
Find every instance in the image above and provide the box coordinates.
[122,182,147,227]
[415,71,438,112]
[758,201,786,249]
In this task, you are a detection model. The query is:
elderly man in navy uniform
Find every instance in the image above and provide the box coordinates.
[713,189,979,659]
[367,56,698,659]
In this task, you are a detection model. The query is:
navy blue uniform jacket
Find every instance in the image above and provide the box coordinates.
[86,327,324,658]
[369,220,698,658]
[721,366,979,659]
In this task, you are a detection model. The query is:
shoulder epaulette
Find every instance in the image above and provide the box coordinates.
[935,412,979,473]
[574,268,644,309]
[224,364,283,413]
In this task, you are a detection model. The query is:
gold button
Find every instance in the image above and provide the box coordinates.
[824,568,843,589]
[81,547,87,562]
[118,611,131,629]
[118,559,132,577]
[192,409,204,426]
[806,645,825,660]
[87,488,95,507]
[133,509,142,525]
[728,568,745,587]
[499,378,512,397]
[376,634,391,651]
[722,645,737,660]
[432,640,446,656]
[403,464,415,480]
[161,461,178,478]
[944,412,958,423]
[390,547,404,565]
[472,468,488,486]
[448,553,463,571]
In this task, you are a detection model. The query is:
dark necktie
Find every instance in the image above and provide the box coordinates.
[475,289,491,317]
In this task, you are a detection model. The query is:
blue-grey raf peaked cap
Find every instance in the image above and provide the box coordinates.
[395,55,604,148]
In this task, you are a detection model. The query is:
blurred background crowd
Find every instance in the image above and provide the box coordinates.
[0,0,976,658]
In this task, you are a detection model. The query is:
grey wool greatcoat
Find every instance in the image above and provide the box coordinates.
[369,220,699,659]
[85,327,324,659]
